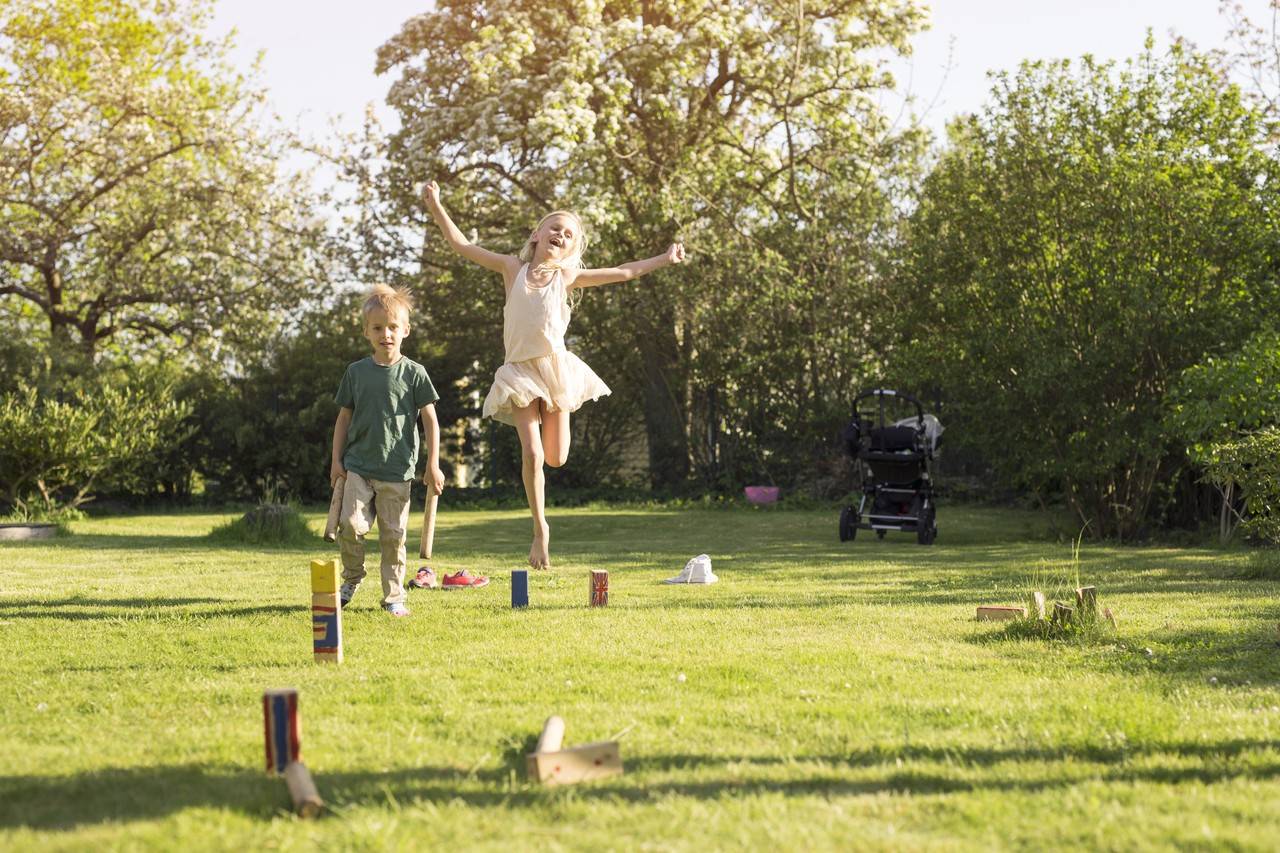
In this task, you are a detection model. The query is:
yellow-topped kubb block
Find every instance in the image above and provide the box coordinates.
[310,558,339,593]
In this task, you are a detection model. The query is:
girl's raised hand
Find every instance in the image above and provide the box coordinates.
[423,180,441,206]
[667,242,686,264]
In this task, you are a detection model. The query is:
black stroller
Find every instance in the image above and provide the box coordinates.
[839,389,941,545]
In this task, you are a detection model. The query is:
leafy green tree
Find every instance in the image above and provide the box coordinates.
[0,0,328,358]
[361,0,927,488]
[894,41,1280,538]
[1166,328,1280,541]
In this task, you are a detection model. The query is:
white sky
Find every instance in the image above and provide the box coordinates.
[210,0,1275,147]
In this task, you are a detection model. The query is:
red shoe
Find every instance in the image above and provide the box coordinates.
[442,570,489,590]
[408,567,438,589]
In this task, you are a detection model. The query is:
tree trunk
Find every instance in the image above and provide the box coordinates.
[637,316,688,489]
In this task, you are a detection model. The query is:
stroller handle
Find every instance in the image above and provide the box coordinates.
[852,389,926,424]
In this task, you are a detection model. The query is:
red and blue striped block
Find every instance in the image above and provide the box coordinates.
[263,688,301,774]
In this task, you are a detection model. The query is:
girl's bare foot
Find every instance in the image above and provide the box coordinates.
[529,523,551,570]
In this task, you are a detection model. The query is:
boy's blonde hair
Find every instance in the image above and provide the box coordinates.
[362,283,414,323]
[519,210,587,270]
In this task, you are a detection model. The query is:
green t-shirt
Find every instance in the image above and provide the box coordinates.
[335,356,439,482]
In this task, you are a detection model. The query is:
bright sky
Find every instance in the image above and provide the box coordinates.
[211,0,1275,146]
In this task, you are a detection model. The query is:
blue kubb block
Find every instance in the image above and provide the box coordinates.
[511,570,529,608]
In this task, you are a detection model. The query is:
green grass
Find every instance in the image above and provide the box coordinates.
[1,505,1278,850]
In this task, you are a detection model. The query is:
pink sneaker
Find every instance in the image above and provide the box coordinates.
[442,570,489,590]
[408,567,438,589]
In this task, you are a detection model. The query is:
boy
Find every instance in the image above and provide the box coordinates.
[331,284,446,617]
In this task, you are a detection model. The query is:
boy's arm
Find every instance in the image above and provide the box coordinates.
[331,408,353,486]
[422,180,521,278]
[420,402,445,495]
[568,243,686,289]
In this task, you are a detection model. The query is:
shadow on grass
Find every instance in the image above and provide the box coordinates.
[5,736,1278,828]
[0,597,297,621]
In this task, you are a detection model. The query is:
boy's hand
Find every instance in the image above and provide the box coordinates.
[330,461,346,488]
[425,466,445,495]
[423,180,440,207]
[666,242,686,264]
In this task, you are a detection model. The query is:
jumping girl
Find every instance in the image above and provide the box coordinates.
[423,181,686,569]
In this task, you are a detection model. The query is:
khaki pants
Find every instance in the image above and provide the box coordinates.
[337,471,412,606]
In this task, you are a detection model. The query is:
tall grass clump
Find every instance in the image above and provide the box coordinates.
[207,503,318,547]
[1002,526,1117,643]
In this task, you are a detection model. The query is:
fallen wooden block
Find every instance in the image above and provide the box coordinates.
[1028,591,1047,620]
[525,715,623,786]
[528,741,623,785]
[976,605,1027,621]
[283,761,324,818]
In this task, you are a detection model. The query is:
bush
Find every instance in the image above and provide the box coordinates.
[0,380,191,516]
[1203,427,1280,544]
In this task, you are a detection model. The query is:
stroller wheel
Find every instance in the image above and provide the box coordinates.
[917,502,937,545]
[839,506,857,542]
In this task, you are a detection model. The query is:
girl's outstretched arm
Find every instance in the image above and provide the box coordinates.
[568,243,686,289]
[422,181,521,278]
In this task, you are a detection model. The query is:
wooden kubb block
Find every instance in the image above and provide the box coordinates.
[527,741,624,786]
[1075,586,1098,620]
[589,570,608,607]
[263,688,301,774]
[976,605,1026,621]
[525,715,623,786]
[262,688,325,817]
[310,558,343,663]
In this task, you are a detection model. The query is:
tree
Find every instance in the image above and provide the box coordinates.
[893,41,1280,538]
[0,0,328,358]
[1204,427,1280,544]
[363,0,928,488]
[1166,328,1280,541]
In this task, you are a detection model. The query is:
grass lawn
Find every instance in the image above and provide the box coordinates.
[2,504,1278,850]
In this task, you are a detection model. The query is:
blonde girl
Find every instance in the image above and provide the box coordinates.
[423,181,686,569]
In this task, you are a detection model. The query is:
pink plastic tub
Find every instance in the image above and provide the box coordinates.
[744,486,780,505]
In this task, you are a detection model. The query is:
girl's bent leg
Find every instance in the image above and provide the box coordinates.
[540,400,571,468]
[513,402,551,569]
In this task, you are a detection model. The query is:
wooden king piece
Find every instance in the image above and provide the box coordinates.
[310,558,343,663]
[589,569,609,607]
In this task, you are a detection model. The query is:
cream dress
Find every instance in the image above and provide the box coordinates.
[482,264,611,425]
